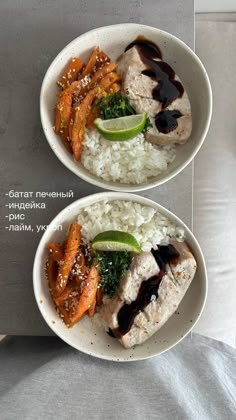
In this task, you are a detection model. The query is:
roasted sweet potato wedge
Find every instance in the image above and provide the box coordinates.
[99,72,121,90]
[60,127,73,154]
[71,88,98,160]
[54,223,81,296]
[47,242,64,264]
[81,47,100,77]
[68,262,99,326]
[57,57,84,89]
[78,62,116,98]
[47,254,58,292]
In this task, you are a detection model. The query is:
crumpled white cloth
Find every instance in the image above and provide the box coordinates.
[193,21,236,347]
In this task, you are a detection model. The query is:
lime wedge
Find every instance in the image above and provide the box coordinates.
[94,113,147,141]
[92,231,141,253]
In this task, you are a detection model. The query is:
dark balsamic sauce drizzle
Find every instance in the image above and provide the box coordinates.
[111,245,179,338]
[152,245,179,266]
[125,36,184,133]
[155,110,183,134]
[107,328,116,338]
[115,275,163,337]
[125,37,163,60]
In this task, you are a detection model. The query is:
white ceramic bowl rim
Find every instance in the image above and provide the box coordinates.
[40,23,212,192]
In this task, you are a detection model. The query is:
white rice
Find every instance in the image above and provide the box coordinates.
[77,200,184,251]
[81,128,176,184]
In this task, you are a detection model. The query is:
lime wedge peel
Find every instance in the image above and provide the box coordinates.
[94,113,147,141]
[91,230,141,253]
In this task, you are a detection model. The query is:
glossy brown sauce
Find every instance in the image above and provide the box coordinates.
[155,110,183,134]
[111,245,179,338]
[125,36,184,132]
[152,245,180,267]
[125,37,163,60]
[116,274,163,337]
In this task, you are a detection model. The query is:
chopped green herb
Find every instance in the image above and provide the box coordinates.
[142,116,152,132]
[93,251,132,297]
[95,91,136,120]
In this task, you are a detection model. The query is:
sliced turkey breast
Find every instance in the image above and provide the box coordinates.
[116,45,192,145]
[100,252,159,330]
[100,242,197,349]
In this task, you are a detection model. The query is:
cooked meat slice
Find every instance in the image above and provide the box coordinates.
[100,242,197,349]
[169,241,197,284]
[116,46,192,145]
[120,242,197,348]
[116,46,146,77]
[118,252,160,303]
[146,88,192,145]
[117,47,161,116]
[99,252,159,330]
[100,295,123,330]
[122,68,162,116]
[120,265,176,348]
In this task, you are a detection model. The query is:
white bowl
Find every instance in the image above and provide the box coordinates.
[40,23,212,192]
[33,192,207,362]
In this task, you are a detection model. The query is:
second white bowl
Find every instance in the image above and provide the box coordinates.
[33,192,207,362]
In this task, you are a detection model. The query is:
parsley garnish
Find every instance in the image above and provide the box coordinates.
[95,91,152,132]
[95,91,136,120]
[93,251,132,297]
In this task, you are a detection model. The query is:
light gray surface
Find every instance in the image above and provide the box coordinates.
[0,334,236,419]
[193,20,236,348]
[0,0,194,335]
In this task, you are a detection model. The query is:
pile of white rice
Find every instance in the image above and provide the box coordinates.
[77,200,184,251]
[81,128,176,184]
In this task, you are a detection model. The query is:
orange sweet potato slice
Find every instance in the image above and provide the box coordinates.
[95,50,110,68]
[54,223,81,296]
[54,106,62,134]
[60,127,73,154]
[108,82,121,94]
[71,89,98,160]
[55,90,82,132]
[99,72,121,89]
[55,255,87,324]
[86,107,100,127]
[68,262,99,326]
[55,91,73,131]
[56,301,73,327]
[78,62,116,98]
[47,254,58,292]
[47,242,64,264]
[72,251,87,284]
[57,58,84,89]
[54,250,86,305]
[87,298,96,318]
[55,78,88,132]
[81,47,100,77]
[54,278,78,306]
[58,80,84,98]
[68,107,75,139]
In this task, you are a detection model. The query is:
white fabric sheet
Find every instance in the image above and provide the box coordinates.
[193,21,236,347]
